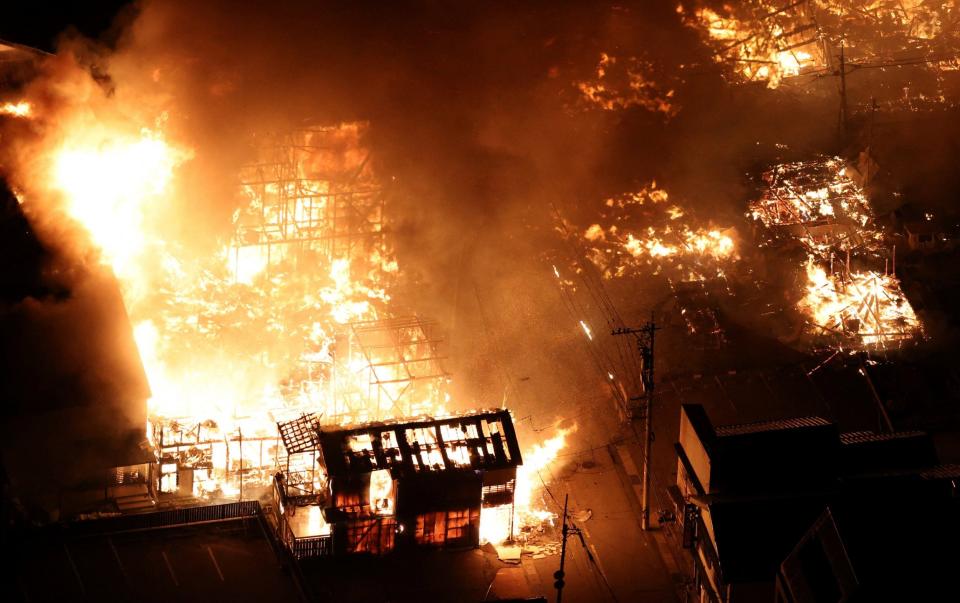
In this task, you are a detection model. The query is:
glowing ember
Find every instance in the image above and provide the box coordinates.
[0,100,32,117]
[580,320,594,341]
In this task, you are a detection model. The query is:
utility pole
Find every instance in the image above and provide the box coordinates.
[553,494,595,602]
[613,314,659,531]
[554,495,569,603]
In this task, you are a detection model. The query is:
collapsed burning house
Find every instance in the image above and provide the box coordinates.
[749,155,922,349]
[748,156,877,256]
[129,123,454,502]
[272,409,521,558]
[682,0,960,103]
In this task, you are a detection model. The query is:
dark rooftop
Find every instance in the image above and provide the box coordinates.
[7,506,306,603]
[716,415,831,437]
[317,409,523,479]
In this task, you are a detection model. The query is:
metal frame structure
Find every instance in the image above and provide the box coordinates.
[347,316,450,420]
[231,125,389,278]
[151,418,278,498]
[749,157,876,258]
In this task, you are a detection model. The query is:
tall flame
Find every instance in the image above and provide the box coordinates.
[480,425,576,545]
[51,127,191,283]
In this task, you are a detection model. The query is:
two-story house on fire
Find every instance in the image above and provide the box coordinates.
[273,409,522,559]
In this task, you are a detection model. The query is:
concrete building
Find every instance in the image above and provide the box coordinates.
[671,403,945,603]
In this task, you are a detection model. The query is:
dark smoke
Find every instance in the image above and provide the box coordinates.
[2,1,861,462]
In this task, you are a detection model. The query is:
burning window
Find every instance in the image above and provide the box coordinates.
[415,509,479,546]
[369,469,395,516]
[346,517,396,554]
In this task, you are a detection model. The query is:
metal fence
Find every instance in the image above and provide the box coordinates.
[291,534,333,559]
[68,501,262,535]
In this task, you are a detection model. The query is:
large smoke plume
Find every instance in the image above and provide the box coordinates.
[1,1,853,453]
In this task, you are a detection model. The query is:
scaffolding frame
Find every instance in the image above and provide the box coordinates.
[348,316,450,420]
[275,413,324,503]
[150,418,278,497]
[231,126,389,277]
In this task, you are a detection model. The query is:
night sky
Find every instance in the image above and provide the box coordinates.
[0,2,131,51]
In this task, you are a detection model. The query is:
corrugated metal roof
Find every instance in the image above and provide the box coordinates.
[921,464,960,480]
[840,430,926,445]
[715,415,831,437]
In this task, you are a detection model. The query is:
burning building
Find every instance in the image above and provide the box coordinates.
[682,0,960,103]
[139,123,455,502]
[272,409,522,558]
[749,155,922,350]
[748,156,878,257]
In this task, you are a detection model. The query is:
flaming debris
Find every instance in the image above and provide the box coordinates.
[681,1,960,90]
[801,258,921,347]
[580,184,738,281]
[508,426,575,542]
[748,156,880,258]
[750,156,923,349]
[577,53,679,116]
[679,2,823,87]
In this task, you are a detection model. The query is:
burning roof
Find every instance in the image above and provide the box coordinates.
[800,259,921,347]
[750,155,923,350]
[681,1,960,91]
[748,156,880,257]
[315,409,522,478]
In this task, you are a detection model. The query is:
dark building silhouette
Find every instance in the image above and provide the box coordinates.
[672,403,951,603]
